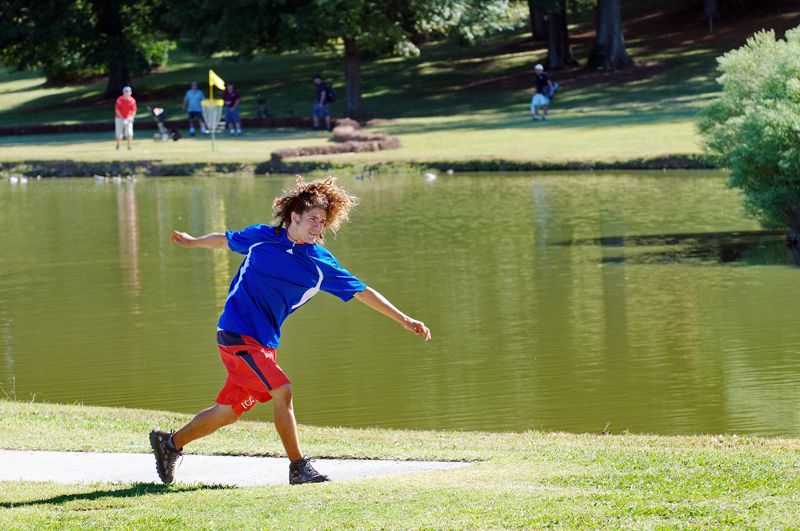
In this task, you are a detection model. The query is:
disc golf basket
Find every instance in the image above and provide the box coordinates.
[202,99,225,151]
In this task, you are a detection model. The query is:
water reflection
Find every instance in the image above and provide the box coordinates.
[556,230,791,266]
[117,182,141,307]
[1,172,799,436]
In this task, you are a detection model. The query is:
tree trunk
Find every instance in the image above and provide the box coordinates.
[546,1,577,69]
[528,0,548,41]
[95,0,130,98]
[703,0,717,33]
[343,38,366,121]
[586,0,633,71]
[105,62,130,99]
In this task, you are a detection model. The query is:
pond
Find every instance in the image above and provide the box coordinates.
[2,171,799,436]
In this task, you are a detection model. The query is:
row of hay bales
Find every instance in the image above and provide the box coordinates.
[270,118,402,164]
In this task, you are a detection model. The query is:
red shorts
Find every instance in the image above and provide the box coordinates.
[215,330,291,415]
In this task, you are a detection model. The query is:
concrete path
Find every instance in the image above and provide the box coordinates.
[0,449,469,487]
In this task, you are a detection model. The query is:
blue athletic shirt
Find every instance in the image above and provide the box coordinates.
[218,224,367,348]
[184,89,206,113]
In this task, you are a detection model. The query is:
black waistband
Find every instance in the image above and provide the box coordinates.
[217,329,246,347]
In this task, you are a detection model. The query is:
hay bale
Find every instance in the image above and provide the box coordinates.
[271,132,402,163]
[335,118,361,130]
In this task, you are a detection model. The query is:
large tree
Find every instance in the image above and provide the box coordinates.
[0,0,172,97]
[586,0,632,71]
[168,0,520,120]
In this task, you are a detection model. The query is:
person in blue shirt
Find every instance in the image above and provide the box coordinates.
[182,81,207,136]
[150,177,431,485]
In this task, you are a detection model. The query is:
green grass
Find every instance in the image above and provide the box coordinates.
[2,400,800,529]
[9,3,800,169]
[0,114,700,168]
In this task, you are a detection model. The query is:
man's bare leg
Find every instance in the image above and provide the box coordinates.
[171,384,302,462]
[172,404,239,449]
[270,383,303,462]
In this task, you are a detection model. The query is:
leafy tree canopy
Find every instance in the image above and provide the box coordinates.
[170,0,521,56]
[699,26,800,231]
[167,0,523,118]
[0,0,173,97]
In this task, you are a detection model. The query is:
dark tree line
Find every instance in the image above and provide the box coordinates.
[0,0,172,97]
[6,1,744,116]
[0,0,770,114]
[1,0,519,119]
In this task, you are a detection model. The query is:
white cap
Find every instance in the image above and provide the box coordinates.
[534,64,544,71]
[122,86,132,93]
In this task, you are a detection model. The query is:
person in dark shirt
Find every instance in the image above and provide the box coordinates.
[312,75,331,131]
[222,83,242,135]
[530,64,555,121]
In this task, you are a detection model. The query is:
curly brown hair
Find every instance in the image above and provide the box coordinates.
[272,176,360,243]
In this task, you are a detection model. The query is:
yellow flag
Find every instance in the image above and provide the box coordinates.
[209,70,225,90]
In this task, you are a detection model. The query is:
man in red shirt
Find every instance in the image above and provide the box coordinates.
[114,86,137,150]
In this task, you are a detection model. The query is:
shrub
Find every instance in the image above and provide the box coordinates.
[699,26,800,231]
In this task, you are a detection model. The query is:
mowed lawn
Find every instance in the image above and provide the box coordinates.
[2,401,800,530]
[0,113,701,167]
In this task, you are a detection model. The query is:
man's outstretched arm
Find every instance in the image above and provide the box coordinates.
[170,231,229,250]
[353,287,431,341]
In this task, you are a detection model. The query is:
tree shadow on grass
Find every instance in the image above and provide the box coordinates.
[0,133,113,147]
[0,482,229,508]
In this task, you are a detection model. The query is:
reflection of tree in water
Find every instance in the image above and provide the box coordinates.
[554,230,793,266]
[117,182,141,312]
[1,311,13,392]
[207,182,230,311]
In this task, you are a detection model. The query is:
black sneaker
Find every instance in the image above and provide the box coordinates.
[149,430,183,484]
[289,456,330,485]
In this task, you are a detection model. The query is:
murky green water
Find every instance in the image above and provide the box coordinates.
[2,172,799,436]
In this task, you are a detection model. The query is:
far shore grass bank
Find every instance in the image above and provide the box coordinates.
[0,153,714,178]
[1,400,799,529]
[0,113,712,177]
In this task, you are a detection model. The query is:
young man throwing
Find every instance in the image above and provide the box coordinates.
[150,177,430,485]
